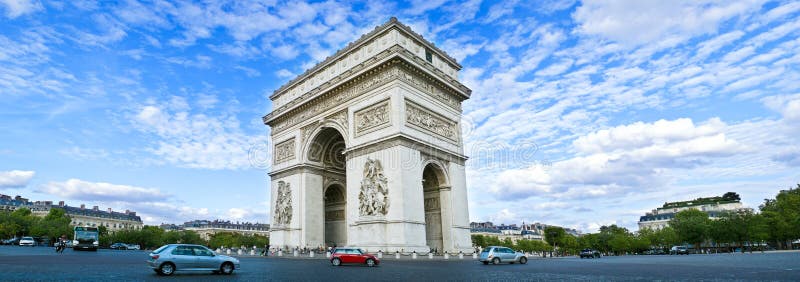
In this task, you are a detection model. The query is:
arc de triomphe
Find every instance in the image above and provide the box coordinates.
[264,18,472,254]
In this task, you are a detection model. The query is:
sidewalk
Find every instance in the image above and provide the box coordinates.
[233,251,556,261]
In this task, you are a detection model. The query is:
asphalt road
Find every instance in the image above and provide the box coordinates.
[0,246,798,281]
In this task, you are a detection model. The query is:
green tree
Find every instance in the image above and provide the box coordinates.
[670,209,710,252]
[722,192,741,201]
[560,234,579,255]
[32,208,72,243]
[544,226,565,251]
[578,233,600,250]
[760,184,800,249]
[471,234,486,248]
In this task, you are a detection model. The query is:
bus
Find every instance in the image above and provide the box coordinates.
[73,226,99,251]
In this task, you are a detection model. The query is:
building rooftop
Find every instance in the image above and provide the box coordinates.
[181,219,269,231]
[0,193,141,222]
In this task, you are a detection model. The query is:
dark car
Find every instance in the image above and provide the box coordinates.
[580,249,601,258]
[330,248,380,267]
[2,237,20,245]
[110,243,129,250]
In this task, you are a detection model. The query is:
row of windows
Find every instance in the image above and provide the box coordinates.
[71,220,142,229]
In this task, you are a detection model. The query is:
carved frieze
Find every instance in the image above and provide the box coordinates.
[358,158,389,216]
[405,100,458,142]
[300,123,318,146]
[273,181,293,226]
[274,138,296,164]
[396,63,461,111]
[270,63,400,135]
[326,109,348,130]
[355,99,390,136]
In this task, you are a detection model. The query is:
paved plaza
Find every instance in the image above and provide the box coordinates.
[0,246,798,281]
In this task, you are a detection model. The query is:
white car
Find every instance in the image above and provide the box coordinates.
[19,236,35,246]
[127,244,141,250]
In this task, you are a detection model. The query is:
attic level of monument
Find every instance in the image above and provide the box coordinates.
[270,17,461,99]
[264,18,470,121]
[264,56,470,134]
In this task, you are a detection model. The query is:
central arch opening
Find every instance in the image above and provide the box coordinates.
[422,163,445,254]
[309,127,347,248]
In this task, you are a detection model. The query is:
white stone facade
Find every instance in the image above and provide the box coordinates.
[638,201,747,230]
[265,18,472,254]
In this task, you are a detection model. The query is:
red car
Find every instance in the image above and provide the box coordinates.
[330,248,380,267]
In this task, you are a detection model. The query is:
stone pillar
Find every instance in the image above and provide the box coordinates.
[300,171,324,248]
[439,186,454,252]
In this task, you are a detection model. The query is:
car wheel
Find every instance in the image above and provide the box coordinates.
[519,257,528,264]
[482,261,489,265]
[332,258,341,266]
[158,262,175,276]
[366,259,375,267]
[220,262,234,275]
[492,257,500,265]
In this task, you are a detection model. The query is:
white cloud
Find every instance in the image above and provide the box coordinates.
[406,0,449,15]
[38,179,168,202]
[491,118,745,199]
[0,0,42,18]
[131,102,265,170]
[275,69,293,78]
[0,170,35,188]
[762,93,800,123]
[270,44,300,60]
[573,0,764,45]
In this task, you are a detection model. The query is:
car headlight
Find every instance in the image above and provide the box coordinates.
[93,241,99,246]
[73,240,79,245]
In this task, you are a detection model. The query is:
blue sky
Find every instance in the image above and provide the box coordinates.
[0,0,798,232]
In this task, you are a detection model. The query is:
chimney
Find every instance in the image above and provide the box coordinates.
[92,206,99,211]
[107,208,112,213]
[80,204,85,210]
[58,201,64,207]
[125,209,130,214]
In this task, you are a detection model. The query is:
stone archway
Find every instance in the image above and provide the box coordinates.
[307,127,347,248]
[265,18,474,253]
[422,162,447,254]
[324,184,346,247]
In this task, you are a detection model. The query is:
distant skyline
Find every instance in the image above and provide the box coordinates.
[1,1,798,232]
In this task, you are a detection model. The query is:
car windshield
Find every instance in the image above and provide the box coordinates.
[75,231,98,241]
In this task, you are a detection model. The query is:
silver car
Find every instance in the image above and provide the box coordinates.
[478,246,528,265]
[146,244,240,276]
